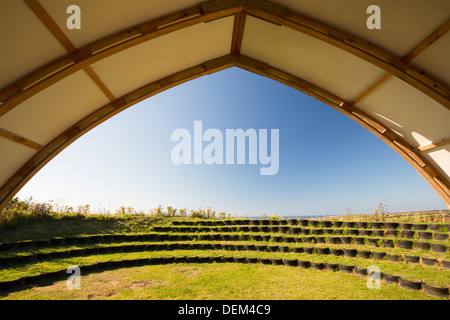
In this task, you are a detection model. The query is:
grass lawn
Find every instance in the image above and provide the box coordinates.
[1,263,437,300]
[0,212,448,300]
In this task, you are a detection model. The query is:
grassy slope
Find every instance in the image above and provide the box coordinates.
[3,263,434,300]
[0,213,160,243]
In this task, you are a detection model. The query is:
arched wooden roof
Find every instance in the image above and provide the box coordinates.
[0,0,449,211]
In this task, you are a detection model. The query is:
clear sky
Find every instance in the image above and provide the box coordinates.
[16,67,447,216]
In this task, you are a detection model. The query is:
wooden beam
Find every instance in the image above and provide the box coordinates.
[231,13,246,54]
[24,0,77,54]
[0,128,44,151]
[415,137,450,152]
[351,19,450,105]
[403,19,450,63]
[83,66,117,102]
[351,73,392,106]
[1,54,449,213]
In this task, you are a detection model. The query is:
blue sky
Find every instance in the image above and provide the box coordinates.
[16,67,447,216]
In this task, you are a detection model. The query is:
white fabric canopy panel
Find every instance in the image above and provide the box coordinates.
[0,0,449,211]
[91,17,234,98]
[39,0,203,48]
[0,70,110,147]
[276,0,450,57]
[241,16,386,101]
[0,0,67,88]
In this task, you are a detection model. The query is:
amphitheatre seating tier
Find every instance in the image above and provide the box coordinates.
[0,218,448,299]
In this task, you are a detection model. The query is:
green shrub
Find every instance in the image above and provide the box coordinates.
[0,197,51,229]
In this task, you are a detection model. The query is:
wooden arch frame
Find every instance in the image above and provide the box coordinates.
[1,53,449,212]
[1,0,448,115]
[0,0,449,211]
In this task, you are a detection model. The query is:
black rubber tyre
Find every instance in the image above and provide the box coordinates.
[292,247,304,253]
[415,242,431,251]
[399,223,412,230]
[258,257,272,265]
[304,237,316,243]
[245,257,258,264]
[347,229,359,236]
[311,262,325,270]
[357,250,372,259]
[332,221,343,228]
[344,222,356,228]
[404,255,420,264]
[373,230,385,237]
[384,222,399,229]
[309,220,320,227]
[339,264,355,274]
[372,251,386,260]
[233,257,246,263]
[398,239,413,249]
[297,260,311,268]
[0,278,22,292]
[384,274,401,284]
[283,259,298,267]
[316,247,330,255]
[418,232,432,240]
[186,256,199,263]
[221,256,235,263]
[431,243,447,253]
[413,224,428,231]
[434,233,449,241]
[255,245,267,252]
[325,262,339,271]
[385,230,398,237]
[271,258,284,266]
[382,239,394,248]
[429,224,441,232]
[400,279,422,291]
[421,257,438,266]
[299,219,309,227]
[387,254,401,262]
[245,244,256,251]
[356,222,368,229]
[423,283,449,298]
[328,237,341,244]
[343,248,357,257]
[330,249,344,256]
[355,267,368,277]
[283,236,296,243]
[321,221,333,228]
[370,222,384,229]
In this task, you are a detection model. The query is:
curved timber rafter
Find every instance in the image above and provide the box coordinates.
[0,0,449,119]
[0,54,449,212]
